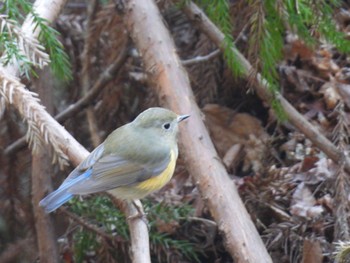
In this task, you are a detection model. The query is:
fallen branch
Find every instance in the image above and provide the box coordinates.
[124,0,272,262]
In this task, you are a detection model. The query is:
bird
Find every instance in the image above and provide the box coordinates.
[39,107,189,213]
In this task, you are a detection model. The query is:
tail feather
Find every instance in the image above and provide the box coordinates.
[39,190,73,213]
[39,169,92,213]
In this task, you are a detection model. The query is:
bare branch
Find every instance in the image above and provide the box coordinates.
[182,49,220,65]
[124,0,272,262]
[31,69,59,263]
[60,207,119,243]
[81,0,101,147]
[109,196,151,263]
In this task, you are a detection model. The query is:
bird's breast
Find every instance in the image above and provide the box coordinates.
[135,149,177,193]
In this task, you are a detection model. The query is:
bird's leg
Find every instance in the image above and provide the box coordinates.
[127,200,149,226]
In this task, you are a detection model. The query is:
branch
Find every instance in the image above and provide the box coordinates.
[108,196,151,263]
[124,0,272,262]
[81,0,101,147]
[60,207,119,243]
[31,69,59,263]
[182,49,220,65]
[175,1,350,171]
[4,47,129,156]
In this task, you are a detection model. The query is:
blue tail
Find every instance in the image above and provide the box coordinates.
[39,169,92,213]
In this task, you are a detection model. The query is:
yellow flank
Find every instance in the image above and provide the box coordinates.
[136,150,176,193]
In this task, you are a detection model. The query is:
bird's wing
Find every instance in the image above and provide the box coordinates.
[68,148,171,194]
[61,143,105,185]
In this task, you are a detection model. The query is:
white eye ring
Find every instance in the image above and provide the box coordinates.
[163,123,171,130]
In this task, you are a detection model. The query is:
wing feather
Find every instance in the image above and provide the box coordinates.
[68,151,171,194]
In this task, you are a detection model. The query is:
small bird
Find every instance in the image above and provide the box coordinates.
[39,107,189,213]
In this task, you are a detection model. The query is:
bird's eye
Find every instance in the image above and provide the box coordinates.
[163,123,171,130]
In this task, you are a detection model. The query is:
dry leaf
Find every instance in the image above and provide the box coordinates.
[336,82,350,109]
[290,182,324,218]
[203,104,269,172]
[320,80,341,109]
[301,239,323,263]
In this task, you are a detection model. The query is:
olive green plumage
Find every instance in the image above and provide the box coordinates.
[39,107,189,213]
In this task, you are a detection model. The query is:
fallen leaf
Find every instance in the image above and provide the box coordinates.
[301,239,323,263]
[290,182,324,219]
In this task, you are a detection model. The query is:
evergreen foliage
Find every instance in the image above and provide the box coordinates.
[69,196,200,263]
[0,0,72,80]
[194,0,350,118]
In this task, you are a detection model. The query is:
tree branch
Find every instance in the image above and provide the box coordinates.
[175,1,350,171]
[182,49,220,65]
[81,0,101,147]
[4,46,129,156]
[60,207,120,243]
[124,0,272,262]
[31,68,59,263]
[108,196,151,263]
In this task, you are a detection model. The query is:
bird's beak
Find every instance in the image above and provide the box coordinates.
[177,114,190,123]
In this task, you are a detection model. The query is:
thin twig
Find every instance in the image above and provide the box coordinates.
[59,207,120,243]
[182,49,220,65]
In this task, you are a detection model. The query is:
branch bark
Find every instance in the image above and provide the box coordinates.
[31,68,59,263]
[175,1,350,171]
[124,1,272,262]
[109,196,151,263]
[81,0,102,147]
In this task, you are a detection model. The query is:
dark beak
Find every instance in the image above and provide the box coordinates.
[177,114,190,123]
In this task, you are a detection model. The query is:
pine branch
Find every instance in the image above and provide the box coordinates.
[0,15,50,69]
[4,46,129,156]
[0,69,69,167]
[332,102,350,241]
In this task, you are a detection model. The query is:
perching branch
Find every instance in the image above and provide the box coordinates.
[108,195,151,263]
[124,0,273,262]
